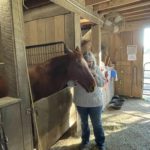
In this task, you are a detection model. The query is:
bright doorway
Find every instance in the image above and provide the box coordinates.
[143,28,150,100]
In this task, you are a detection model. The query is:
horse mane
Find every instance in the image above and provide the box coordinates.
[45,54,70,78]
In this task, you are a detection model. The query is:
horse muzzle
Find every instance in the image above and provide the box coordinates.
[89,84,95,92]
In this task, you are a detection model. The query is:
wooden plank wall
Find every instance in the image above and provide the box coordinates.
[34,88,76,150]
[24,15,65,46]
[102,29,143,98]
[0,24,2,61]
[0,0,34,149]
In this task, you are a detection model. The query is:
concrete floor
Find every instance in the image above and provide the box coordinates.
[50,99,150,150]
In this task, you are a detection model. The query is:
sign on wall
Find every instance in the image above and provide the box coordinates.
[127,45,137,61]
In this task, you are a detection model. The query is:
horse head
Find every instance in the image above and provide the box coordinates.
[66,47,96,92]
[28,46,96,101]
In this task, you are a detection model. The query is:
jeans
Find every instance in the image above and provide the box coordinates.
[77,106,105,148]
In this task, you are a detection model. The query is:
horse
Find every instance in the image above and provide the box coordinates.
[0,75,8,98]
[28,47,96,101]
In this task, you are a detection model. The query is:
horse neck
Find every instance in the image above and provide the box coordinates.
[45,54,70,84]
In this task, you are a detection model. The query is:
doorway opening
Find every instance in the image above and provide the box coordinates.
[143,28,150,101]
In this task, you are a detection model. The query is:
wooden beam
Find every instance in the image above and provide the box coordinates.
[121,7,150,16]
[126,16,150,22]
[65,13,81,49]
[65,13,81,136]
[24,0,51,9]
[80,18,94,26]
[93,0,149,11]
[50,0,103,25]
[24,4,70,22]
[119,4,150,13]
[125,14,150,20]
[123,9,150,17]
[99,1,150,14]
[85,0,110,6]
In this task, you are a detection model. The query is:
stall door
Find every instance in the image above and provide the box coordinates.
[114,30,143,97]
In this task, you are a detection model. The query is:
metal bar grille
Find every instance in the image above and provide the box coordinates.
[26,41,65,66]
[143,62,150,96]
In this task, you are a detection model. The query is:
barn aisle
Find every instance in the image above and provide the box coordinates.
[50,99,150,150]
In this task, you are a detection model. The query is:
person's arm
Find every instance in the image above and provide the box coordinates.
[94,66,105,87]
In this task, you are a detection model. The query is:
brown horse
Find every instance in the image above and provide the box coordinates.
[29,47,96,101]
[0,75,8,98]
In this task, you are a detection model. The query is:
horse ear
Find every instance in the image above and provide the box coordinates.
[74,46,82,57]
[75,46,81,53]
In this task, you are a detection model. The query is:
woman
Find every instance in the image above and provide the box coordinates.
[69,51,106,150]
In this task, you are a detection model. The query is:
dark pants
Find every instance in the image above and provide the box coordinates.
[77,106,105,148]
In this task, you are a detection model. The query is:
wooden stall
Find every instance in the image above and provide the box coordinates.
[25,41,77,149]
[24,1,99,149]
[0,0,33,150]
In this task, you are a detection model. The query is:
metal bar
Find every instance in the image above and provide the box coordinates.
[26,41,65,66]
[143,62,150,96]
[26,41,65,49]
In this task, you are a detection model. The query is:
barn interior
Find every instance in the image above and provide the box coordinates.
[0,0,150,150]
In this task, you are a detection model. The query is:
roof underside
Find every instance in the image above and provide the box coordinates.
[85,0,150,22]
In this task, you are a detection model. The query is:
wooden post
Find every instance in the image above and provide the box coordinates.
[65,13,81,136]
[0,0,33,150]
[0,25,2,61]
[65,13,81,49]
[91,25,101,65]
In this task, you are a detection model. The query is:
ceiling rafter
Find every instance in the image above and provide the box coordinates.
[125,13,150,19]
[126,16,150,22]
[119,5,150,14]
[85,0,110,6]
[122,9,150,17]
[24,0,51,9]
[93,0,150,12]
[99,1,150,14]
